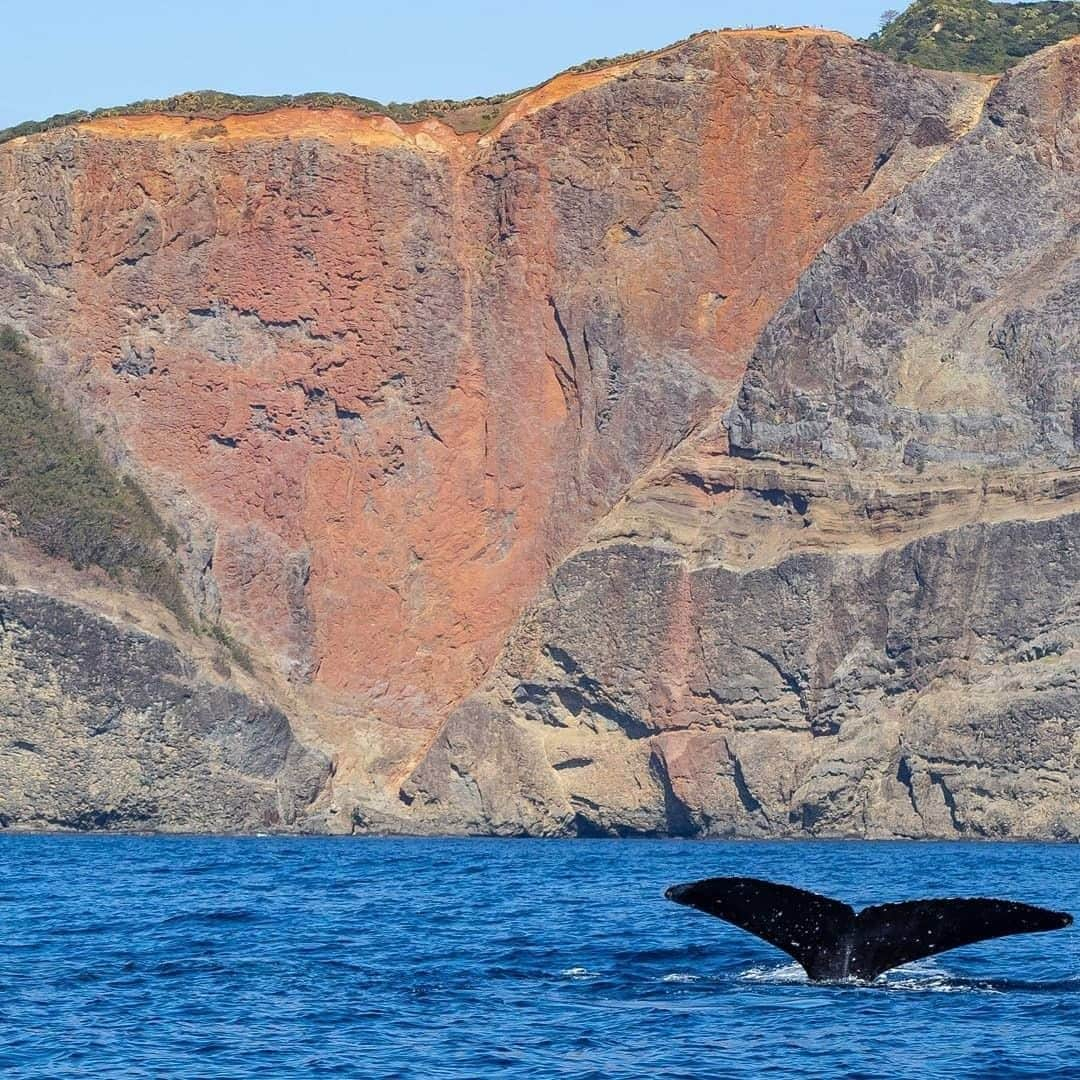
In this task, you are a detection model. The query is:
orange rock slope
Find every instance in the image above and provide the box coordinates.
[0,30,990,811]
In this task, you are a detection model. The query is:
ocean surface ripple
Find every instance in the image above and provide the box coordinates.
[0,837,1076,1078]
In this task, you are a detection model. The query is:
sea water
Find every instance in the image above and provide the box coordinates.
[0,836,1076,1078]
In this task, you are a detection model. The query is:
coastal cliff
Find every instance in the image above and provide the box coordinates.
[0,27,1075,835]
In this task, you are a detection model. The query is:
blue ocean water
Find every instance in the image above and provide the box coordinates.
[0,837,1076,1079]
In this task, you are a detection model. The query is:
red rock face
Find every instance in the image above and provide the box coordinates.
[0,30,989,795]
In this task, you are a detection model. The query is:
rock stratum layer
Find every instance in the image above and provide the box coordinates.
[0,29,1076,835]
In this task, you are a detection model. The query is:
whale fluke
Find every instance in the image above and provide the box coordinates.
[664,877,1073,982]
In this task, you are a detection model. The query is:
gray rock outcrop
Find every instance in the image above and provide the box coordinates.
[0,589,331,831]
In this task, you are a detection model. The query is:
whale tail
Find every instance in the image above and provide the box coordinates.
[664,877,1073,982]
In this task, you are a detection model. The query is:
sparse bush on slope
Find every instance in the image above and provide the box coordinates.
[0,326,189,622]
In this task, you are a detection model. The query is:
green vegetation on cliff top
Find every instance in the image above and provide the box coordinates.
[0,90,517,145]
[865,0,1078,73]
[0,327,189,622]
[0,42,670,145]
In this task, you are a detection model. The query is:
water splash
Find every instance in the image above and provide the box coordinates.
[739,962,808,984]
[737,960,1020,993]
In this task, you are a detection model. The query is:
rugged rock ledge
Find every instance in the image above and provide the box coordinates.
[404,514,1080,838]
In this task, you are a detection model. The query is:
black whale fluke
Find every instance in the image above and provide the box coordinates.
[664,876,1073,982]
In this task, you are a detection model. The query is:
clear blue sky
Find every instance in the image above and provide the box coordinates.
[1,1,892,129]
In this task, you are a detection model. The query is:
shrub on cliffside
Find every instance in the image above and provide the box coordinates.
[865,0,1080,73]
[0,327,189,621]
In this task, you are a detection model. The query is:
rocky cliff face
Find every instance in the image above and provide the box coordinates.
[402,38,1080,839]
[0,28,1075,835]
